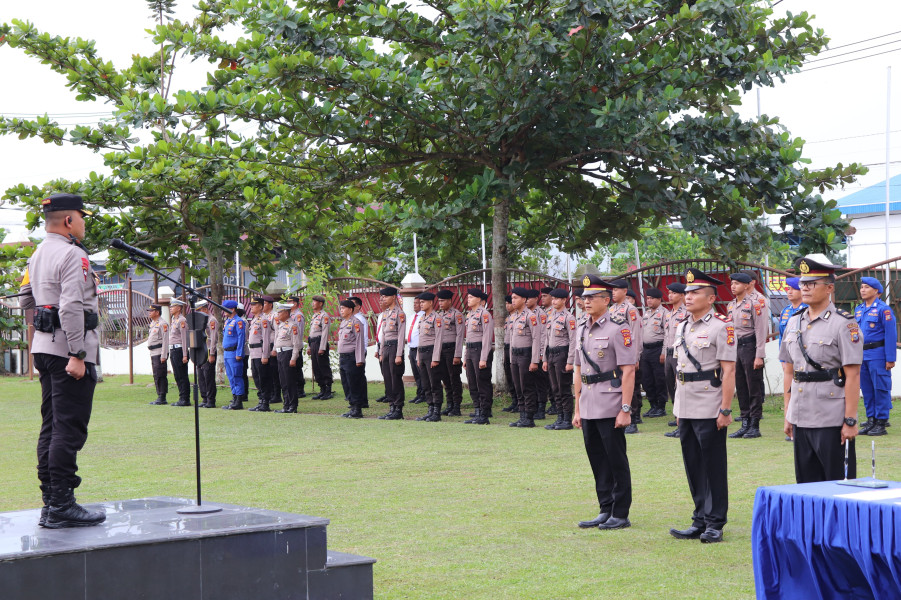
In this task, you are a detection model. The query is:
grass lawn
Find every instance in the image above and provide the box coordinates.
[2,375,900,599]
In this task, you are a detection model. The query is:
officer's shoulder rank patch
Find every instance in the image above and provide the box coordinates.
[715,313,730,322]
[540,314,547,324]
[621,328,632,347]
[836,308,853,320]
[610,314,626,325]
[569,319,576,330]
[354,322,360,332]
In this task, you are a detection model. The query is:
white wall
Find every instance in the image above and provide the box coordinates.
[845,213,901,268]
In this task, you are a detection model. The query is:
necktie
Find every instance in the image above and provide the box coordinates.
[408,313,418,343]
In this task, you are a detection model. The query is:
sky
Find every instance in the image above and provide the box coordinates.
[2,0,901,243]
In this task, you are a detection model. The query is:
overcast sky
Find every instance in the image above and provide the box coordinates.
[2,0,900,240]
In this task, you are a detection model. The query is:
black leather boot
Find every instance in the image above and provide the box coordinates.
[547,401,560,415]
[426,403,442,421]
[534,402,546,420]
[348,405,364,419]
[39,484,51,528]
[449,401,462,416]
[44,486,106,529]
[222,395,236,410]
[150,394,167,405]
[555,412,574,430]
[521,412,536,428]
[416,405,434,421]
[546,412,564,430]
[859,418,875,435]
[743,418,761,438]
[318,385,334,400]
[386,406,404,420]
[502,397,518,412]
[249,397,271,412]
[729,418,750,438]
[379,406,397,419]
[465,408,481,424]
[867,419,888,436]
[510,410,526,427]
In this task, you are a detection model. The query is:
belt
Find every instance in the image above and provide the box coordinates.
[170,344,182,349]
[737,334,756,347]
[223,346,237,352]
[249,342,263,348]
[546,346,567,355]
[383,340,398,347]
[864,341,885,350]
[793,370,837,383]
[277,346,294,353]
[677,370,721,384]
[666,348,675,358]
[468,342,483,350]
[308,336,321,343]
[643,340,663,350]
[441,342,455,350]
[339,351,355,358]
[511,347,530,356]
[148,343,162,350]
[418,345,434,353]
[580,368,622,385]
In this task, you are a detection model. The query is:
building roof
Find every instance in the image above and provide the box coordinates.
[835,174,901,216]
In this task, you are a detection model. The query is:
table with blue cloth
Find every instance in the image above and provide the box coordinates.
[752,480,901,600]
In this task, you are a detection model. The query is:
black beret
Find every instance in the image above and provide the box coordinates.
[339,300,356,309]
[467,288,488,301]
[549,288,568,299]
[379,287,398,296]
[625,289,637,299]
[729,273,752,284]
[644,288,663,299]
[609,279,629,289]
[41,193,91,216]
[540,286,555,294]
[311,294,326,303]
[573,288,584,297]
[436,289,453,300]
[527,289,540,299]
[510,287,530,298]
[666,282,686,294]
[417,292,436,301]
[504,295,512,303]
[261,295,275,303]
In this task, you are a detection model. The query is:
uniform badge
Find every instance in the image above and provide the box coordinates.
[848,323,860,343]
[726,325,735,346]
[540,314,547,324]
[583,275,591,286]
[81,257,90,281]
[262,320,268,328]
[597,350,605,358]
[620,328,632,347]
[210,321,216,329]
[436,319,442,328]
[162,324,168,331]
[885,310,893,321]
[530,315,538,326]
[457,315,463,324]
[238,321,243,329]
[181,321,187,328]
[686,271,695,283]
[323,316,329,323]
[755,304,762,316]
[400,313,405,321]
[292,326,298,335]
[569,319,576,330]
[354,322,360,332]
[483,314,490,323]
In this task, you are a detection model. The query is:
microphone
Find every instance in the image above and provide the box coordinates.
[110,238,156,262]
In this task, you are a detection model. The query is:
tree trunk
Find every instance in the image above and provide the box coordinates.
[492,193,510,394]
[205,244,227,385]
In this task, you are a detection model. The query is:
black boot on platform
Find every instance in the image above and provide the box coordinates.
[44,486,106,529]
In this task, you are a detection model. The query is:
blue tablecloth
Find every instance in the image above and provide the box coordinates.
[752,480,901,599]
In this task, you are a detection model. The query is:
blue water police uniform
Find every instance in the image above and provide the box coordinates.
[223,314,247,396]
[778,303,808,349]
[854,298,897,421]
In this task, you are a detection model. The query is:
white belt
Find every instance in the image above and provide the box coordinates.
[277,346,294,353]
[170,344,182,349]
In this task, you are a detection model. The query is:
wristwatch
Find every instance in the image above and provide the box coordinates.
[844,417,858,427]
[719,408,732,416]
[621,404,631,413]
[68,350,87,360]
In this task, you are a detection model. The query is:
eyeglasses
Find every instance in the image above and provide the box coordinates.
[799,281,830,289]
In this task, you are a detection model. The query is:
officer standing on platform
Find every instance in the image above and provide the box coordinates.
[376,287,407,420]
[781,255,862,483]
[19,192,105,528]
[247,297,272,412]
[663,282,689,437]
[640,289,668,418]
[147,303,170,405]
[609,280,642,434]
[416,292,448,422]
[463,288,494,424]
[436,289,465,416]
[502,294,519,413]
[273,302,303,414]
[308,295,334,400]
[407,296,425,404]
[221,300,247,410]
[727,272,769,439]
[854,276,895,436]
[168,298,191,406]
[669,268,736,544]
[194,299,218,408]
[337,299,366,418]
[573,275,636,532]
[509,287,544,428]
[543,288,576,430]
[289,295,308,398]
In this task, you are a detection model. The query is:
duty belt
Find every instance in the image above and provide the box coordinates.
[339,351,355,358]
[467,342,483,350]
[546,346,567,355]
[277,346,294,353]
[794,369,840,383]
[511,347,530,356]
[148,343,162,350]
[383,340,398,347]
[580,368,622,387]
[308,336,321,344]
[223,346,237,352]
[677,369,721,385]
[864,341,885,350]
[643,340,664,350]
[170,344,182,349]
[441,342,455,350]
[737,334,756,347]
[418,345,434,354]
[249,342,263,349]
[666,348,675,358]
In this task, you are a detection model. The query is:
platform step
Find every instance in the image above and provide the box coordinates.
[308,550,376,600]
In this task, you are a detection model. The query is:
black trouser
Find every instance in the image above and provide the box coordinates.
[679,418,728,530]
[267,351,282,402]
[665,353,677,404]
[735,341,764,419]
[408,347,422,397]
[339,352,364,407]
[380,342,406,408]
[510,351,539,413]
[441,344,464,404]
[465,349,494,413]
[421,348,451,407]
[34,354,97,491]
[277,350,298,410]
[197,354,216,403]
[792,425,855,483]
[536,365,550,407]
[151,353,168,398]
[294,354,305,394]
[631,364,642,416]
[640,345,667,410]
[310,338,333,388]
[251,357,274,402]
[503,344,515,399]
[169,347,190,401]
[241,354,249,397]
[416,349,435,406]
[581,417,632,519]
[547,350,574,414]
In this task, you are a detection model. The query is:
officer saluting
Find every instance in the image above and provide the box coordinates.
[780,255,862,483]
[147,303,170,405]
[669,268,736,544]
[19,193,105,528]
[854,276,896,436]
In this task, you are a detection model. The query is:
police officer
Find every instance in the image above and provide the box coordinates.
[221,300,247,410]
[273,302,303,413]
[337,299,366,418]
[543,288,576,430]
[416,292,449,422]
[407,296,425,403]
[727,272,769,439]
[463,288,494,424]
[348,296,370,408]
[194,299,218,408]
[376,286,407,420]
[501,294,519,413]
[669,268,736,544]
[147,303,170,405]
[308,294,334,400]
[778,278,807,347]
[247,297,273,412]
[289,295,308,398]
[168,298,191,406]
[855,276,896,436]
[663,282,689,437]
[509,287,544,428]
[574,275,637,531]
[19,192,105,528]
[781,255,862,483]
[436,289,465,416]
[640,289,668,418]
[261,296,282,405]
[609,280,642,434]
[527,289,551,419]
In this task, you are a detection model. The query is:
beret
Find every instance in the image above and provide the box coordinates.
[436,289,453,300]
[729,273,752,284]
[526,289,540,299]
[625,289,636,299]
[311,295,326,303]
[540,286,555,294]
[644,288,663,299]
[504,295,512,303]
[666,282,686,294]
[288,295,300,302]
[339,300,356,309]
[511,287,531,298]
[549,288,568,299]
[348,296,363,306]
[784,277,800,291]
[467,288,488,301]
[222,300,238,310]
[379,287,398,296]
[861,277,884,294]
[261,295,276,303]
[608,279,629,289]
[417,292,436,301]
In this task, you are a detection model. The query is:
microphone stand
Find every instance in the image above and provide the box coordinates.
[121,252,225,515]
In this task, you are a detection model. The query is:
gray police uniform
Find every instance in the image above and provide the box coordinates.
[198,313,218,406]
[169,311,190,405]
[546,308,577,417]
[337,317,367,410]
[249,315,274,406]
[464,305,495,416]
[274,318,303,412]
[417,310,449,413]
[308,310,333,394]
[437,306,465,413]
[377,305,407,411]
[611,302,643,418]
[291,309,307,396]
[664,305,689,408]
[728,292,769,421]
[148,316,169,402]
[510,308,544,415]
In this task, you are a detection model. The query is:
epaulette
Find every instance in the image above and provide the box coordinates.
[836,308,854,319]
[715,313,731,322]
[610,314,626,325]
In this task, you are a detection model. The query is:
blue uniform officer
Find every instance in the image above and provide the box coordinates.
[854,277,896,436]
[778,277,807,349]
[221,300,247,404]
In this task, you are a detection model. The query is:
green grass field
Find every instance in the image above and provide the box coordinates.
[2,375,899,599]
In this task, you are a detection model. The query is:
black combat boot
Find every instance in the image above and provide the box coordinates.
[416,405,435,421]
[502,397,518,412]
[449,401,462,416]
[729,418,750,438]
[555,412,574,430]
[150,394,167,405]
[38,484,52,528]
[510,411,526,427]
[867,419,888,436]
[379,406,397,419]
[249,396,271,412]
[298,387,307,398]
[319,385,334,400]
[546,412,565,430]
[859,418,875,435]
[624,423,638,434]
[664,427,680,438]
[743,418,762,438]
[521,412,536,428]
[534,401,546,420]
[312,388,324,400]
[348,405,363,419]
[386,406,404,420]
[465,408,481,424]
[548,401,560,415]
[426,403,442,421]
[44,486,106,529]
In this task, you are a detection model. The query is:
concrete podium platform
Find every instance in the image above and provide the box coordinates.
[0,497,374,600]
